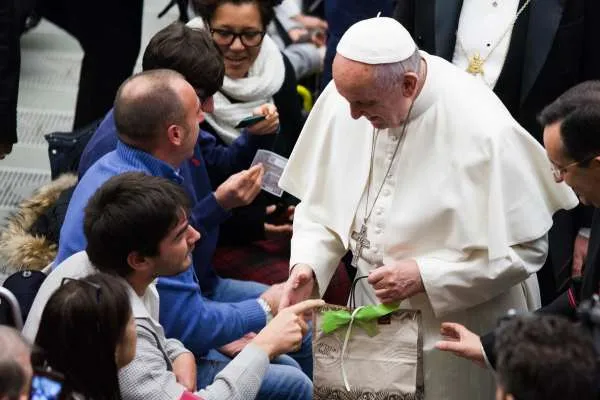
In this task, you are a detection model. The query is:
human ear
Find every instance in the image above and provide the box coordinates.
[166,124,183,146]
[126,251,151,273]
[402,73,419,98]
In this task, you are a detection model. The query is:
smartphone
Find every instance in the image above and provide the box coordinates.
[29,369,64,400]
[235,115,267,129]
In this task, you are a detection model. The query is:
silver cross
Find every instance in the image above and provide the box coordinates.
[351,224,371,267]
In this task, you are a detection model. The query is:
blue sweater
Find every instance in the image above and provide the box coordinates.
[56,119,269,355]
[74,109,271,294]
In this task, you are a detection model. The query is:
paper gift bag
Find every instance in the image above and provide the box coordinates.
[312,303,423,399]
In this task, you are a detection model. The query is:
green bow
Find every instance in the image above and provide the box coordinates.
[320,304,399,337]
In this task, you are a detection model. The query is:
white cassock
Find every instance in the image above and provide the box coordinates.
[279,52,578,400]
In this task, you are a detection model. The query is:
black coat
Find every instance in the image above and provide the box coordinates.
[482,209,600,368]
[201,53,305,245]
[393,0,600,142]
[393,0,600,303]
[0,0,33,147]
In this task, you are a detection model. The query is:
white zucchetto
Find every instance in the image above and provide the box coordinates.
[336,16,417,65]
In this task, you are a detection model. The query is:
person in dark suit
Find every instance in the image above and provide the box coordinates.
[0,0,143,159]
[393,0,600,304]
[0,0,26,159]
[435,80,600,369]
[320,0,394,89]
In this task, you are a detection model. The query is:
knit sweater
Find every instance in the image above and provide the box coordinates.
[55,141,267,355]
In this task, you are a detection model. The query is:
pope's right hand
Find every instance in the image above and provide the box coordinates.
[214,164,264,210]
[435,322,486,368]
[279,264,315,313]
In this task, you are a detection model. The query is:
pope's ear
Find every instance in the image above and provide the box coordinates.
[401,72,419,98]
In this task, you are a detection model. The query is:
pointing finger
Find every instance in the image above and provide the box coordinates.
[286,299,325,315]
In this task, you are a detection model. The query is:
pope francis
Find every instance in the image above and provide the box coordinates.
[278,16,579,400]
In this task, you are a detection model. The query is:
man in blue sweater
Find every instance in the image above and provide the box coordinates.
[55,67,311,397]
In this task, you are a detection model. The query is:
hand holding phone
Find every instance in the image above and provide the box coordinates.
[235,115,267,129]
[245,103,280,135]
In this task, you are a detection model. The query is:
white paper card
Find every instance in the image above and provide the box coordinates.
[251,149,288,197]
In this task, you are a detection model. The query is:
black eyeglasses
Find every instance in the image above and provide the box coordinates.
[210,28,266,48]
[61,277,101,303]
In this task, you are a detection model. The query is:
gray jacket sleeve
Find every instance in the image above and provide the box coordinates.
[165,337,190,361]
[196,343,270,400]
[119,325,186,400]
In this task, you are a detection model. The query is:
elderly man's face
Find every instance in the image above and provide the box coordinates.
[543,121,600,207]
[333,55,411,129]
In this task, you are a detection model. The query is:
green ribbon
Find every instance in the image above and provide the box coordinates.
[320,304,399,337]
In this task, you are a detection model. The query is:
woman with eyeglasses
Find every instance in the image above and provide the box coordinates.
[188,0,305,161]
[186,1,306,288]
[31,273,136,400]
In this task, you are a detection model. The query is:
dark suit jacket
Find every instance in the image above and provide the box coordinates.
[482,209,600,368]
[393,0,600,142]
[394,0,599,302]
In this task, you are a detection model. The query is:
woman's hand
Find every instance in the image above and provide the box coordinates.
[247,103,279,135]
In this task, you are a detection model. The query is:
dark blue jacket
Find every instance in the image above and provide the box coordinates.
[74,109,272,294]
[57,138,268,356]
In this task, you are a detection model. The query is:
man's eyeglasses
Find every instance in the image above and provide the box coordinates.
[60,277,101,303]
[210,28,266,48]
[550,153,599,180]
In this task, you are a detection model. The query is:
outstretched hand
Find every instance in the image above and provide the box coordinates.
[435,322,486,368]
[279,264,315,313]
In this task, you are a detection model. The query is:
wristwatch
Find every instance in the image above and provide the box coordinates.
[257,297,274,324]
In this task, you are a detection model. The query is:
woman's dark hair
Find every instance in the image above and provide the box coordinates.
[84,172,191,278]
[32,273,132,400]
[192,0,283,29]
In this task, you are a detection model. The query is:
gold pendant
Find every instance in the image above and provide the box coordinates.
[466,53,485,76]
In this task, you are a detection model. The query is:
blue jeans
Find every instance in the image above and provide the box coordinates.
[208,277,314,378]
[197,349,312,400]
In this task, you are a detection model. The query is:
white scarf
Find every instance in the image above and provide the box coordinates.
[187,17,286,144]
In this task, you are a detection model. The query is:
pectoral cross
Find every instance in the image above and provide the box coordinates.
[351,223,370,267]
[466,53,485,76]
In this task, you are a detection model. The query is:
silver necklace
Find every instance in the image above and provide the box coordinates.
[350,101,415,267]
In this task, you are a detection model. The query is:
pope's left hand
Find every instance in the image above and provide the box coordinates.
[367,259,425,304]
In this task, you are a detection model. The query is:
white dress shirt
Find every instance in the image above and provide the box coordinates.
[452,0,520,88]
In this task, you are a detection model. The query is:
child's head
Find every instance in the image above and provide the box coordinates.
[495,314,597,400]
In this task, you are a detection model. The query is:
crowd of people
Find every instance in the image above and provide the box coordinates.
[1,0,600,399]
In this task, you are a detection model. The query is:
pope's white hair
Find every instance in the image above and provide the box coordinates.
[373,48,422,90]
